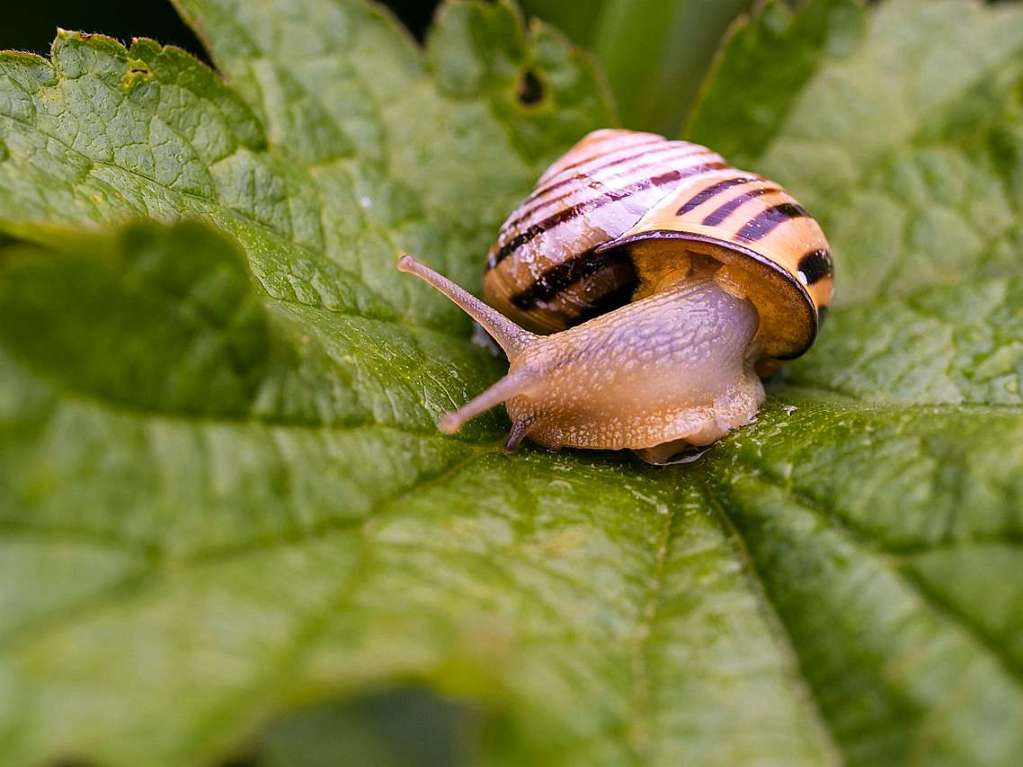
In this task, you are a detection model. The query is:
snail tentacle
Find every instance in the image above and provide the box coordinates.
[398,255,535,356]
[437,367,539,435]
[504,415,537,451]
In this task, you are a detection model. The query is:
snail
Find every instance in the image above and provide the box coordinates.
[398,129,833,464]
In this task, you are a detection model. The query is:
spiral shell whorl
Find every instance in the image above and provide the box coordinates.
[484,130,727,333]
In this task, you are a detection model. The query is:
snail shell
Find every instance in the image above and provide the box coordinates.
[484,129,832,359]
[398,129,833,463]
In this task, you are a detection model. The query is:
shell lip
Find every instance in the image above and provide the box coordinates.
[596,229,819,360]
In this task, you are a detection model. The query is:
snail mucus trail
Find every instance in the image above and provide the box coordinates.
[397,129,833,464]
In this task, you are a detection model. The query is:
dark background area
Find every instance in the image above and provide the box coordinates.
[2,0,443,59]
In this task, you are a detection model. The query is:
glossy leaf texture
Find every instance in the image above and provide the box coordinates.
[0,1,1022,765]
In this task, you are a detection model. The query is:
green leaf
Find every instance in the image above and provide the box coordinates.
[0,222,271,417]
[521,0,751,134]
[0,1,1022,766]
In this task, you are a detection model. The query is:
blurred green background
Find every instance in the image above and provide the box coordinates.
[2,0,756,135]
[2,0,437,56]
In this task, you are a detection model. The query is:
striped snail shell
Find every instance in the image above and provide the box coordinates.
[398,129,833,464]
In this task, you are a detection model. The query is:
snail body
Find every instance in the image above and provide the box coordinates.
[398,129,833,464]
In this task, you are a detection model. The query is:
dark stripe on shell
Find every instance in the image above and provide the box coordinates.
[701,186,779,227]
[527,136,666,201]
[510,248,633,309]
[492,162,727,267]
[735,202,809,242]
[676,176,758,215]
[509,146,709,229]
[797,248,833,285]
